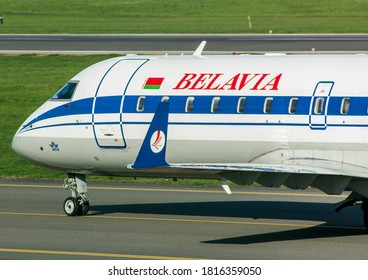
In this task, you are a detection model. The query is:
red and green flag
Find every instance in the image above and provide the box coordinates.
[144,77,164,90]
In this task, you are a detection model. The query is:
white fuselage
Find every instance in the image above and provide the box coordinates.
[11,54,368,184]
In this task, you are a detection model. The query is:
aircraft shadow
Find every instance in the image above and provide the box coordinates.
[90,200,367,243]
[202,226,367,245]
[90,200,357,222]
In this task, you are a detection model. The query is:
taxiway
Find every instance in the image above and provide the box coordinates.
[0,179,367,260]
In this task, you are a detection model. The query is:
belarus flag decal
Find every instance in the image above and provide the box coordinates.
[144,77,164,90]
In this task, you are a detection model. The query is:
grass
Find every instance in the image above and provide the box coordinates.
[0,0,368,34]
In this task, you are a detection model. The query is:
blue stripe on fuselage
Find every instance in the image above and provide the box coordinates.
[94,96,122,114]
[20,95,368,133]
[21,97,94,131]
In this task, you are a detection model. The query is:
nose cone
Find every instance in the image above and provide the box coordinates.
[12,128,38,164]
[12,132,27,160]
[12,130,47,168]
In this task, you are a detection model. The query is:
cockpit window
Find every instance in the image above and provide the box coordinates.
[50,81,78,100]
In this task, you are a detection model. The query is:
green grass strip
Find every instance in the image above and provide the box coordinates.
[0,0,368,34]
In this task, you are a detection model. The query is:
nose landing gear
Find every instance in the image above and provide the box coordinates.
[63,174,90,216]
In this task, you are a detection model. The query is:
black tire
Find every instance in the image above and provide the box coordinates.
[77,200,90,216]
[63,197,79,216]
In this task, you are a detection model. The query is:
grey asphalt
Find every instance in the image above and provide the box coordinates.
[1,34,368,54]
[0,179,367,260]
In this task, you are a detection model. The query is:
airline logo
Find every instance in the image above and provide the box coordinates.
[144,77,165,90]
[173,73,282,91]
[150,130,165,153]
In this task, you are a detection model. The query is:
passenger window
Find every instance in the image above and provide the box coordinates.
[51,81,78,100]
[237,97,246,113]
[289,98,298,114]
[314,97,324,114]
[211,97,220,113]
[161,96,170,102]
[185,97,194,112]
[264,97,273,114]
[136,96,146,112]
[340,98,350,114]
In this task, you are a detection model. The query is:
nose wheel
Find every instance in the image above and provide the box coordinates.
[63,197,90,216]
[63,197,79,216]
[63,174,90,216]
[78,198,90,216]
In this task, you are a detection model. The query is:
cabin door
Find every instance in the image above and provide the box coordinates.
[92,59,148,148]
[309,81,334,130]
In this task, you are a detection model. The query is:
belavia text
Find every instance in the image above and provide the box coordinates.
[173,73,282,91]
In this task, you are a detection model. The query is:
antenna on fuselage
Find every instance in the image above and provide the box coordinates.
[193,41,207,57]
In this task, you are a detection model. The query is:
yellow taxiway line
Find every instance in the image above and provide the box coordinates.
[0,248,200,260]
[0,211,363,231]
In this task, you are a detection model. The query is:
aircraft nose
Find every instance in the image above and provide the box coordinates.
[12,132,25,158]
[11,131,33,162]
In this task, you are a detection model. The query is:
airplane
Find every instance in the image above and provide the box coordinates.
[11,41,368,229]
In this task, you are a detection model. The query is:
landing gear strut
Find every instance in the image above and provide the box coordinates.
[63,174,90,216]
[335,192,368,230]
